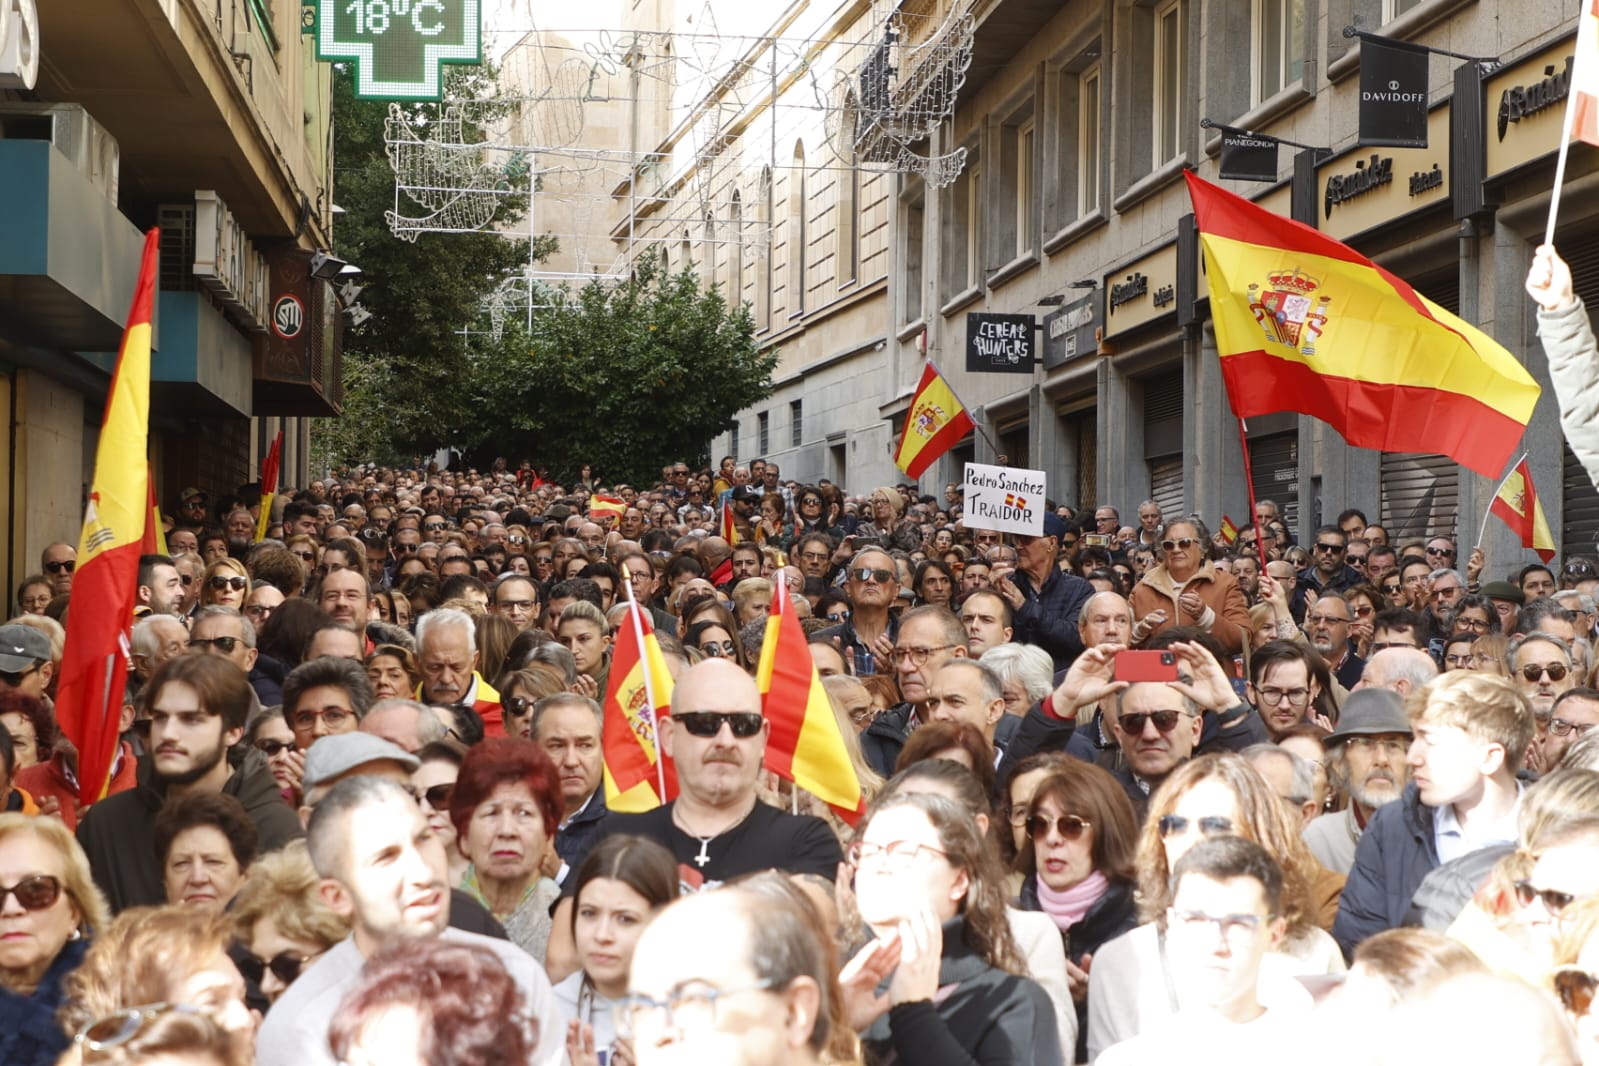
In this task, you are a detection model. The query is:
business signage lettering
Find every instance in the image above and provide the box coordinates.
[1043,289,1101,368]
[1109,272,1148,312]
[1498,57,1574,141]
[1218,131,1279,183]
[1324,154,1394,219]
[193,191,270,332]
[1409,163,1444,197]
[1358,36,1430,148]
[965,312,1036,374]
[317,0,482,99]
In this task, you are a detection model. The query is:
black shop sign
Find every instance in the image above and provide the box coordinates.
[965,312,1036,374]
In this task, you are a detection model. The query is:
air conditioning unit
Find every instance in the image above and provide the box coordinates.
[0,102,120,205]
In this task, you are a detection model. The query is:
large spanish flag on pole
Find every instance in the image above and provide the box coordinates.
[601,578,677,812]
[1187,172,1541,478]
[756,573,865,825]
[894,361,976,479]
[1488,454,1557,563]
[56,228,158,808]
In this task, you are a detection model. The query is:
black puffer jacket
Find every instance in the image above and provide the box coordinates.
[1018,875,1137,1063]
[1331,782,1438,958]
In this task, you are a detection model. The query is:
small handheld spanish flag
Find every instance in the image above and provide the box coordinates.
[894,361,976,479]
[1219,515,1239,545]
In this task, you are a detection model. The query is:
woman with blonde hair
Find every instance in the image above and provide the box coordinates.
[1086,753,1345,1059]
[1472,632,1512,676]
[59,905,254,1062]
[230,842,350,1005]
[0,814,110,1066]
[199,557,250,611]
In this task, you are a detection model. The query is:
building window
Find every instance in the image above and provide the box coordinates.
[729,421,739,462]
[837,97,860,286]
[993,109,1037,265]
[789,141,807,317]
[1016,120,1036,256]
[1383,0,1424,19]
[1153,0,1184,166]
[900,176,925,326]
[1253,0,1305,104]
[941,145,981,301]
[758,411,771,453]
[757,167,773,331]
[790,400,803,447]
[1078,66,1101,218]
[730,191,744,303]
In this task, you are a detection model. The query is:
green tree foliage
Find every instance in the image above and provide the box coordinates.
[472,250,776,485]
[313,62,544,466]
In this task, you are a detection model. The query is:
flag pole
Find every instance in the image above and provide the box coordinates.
[1546,48,1581,246]
[621,565,669,802]
[928,358,1007,462]
[1235,417,1268,572]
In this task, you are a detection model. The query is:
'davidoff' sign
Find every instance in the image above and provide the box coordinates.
[962,463,1045,537]
[318,0,481,99]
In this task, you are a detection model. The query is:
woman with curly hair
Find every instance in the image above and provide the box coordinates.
[1085,753,1345,1060]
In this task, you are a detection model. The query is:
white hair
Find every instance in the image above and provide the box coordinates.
[415,606,476,655]
[980,642,1055,703]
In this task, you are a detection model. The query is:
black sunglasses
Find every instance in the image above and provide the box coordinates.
[190,636,241,654]
[1157,814,1235,838]
[698,640,738,658]
[1521,663,1570,683]
[254,738,296,758]
[503,695,535,717]
[208,576,248,592]
[1160,538,1198,552]
[1514,879,1576,915]
[423,783,454,812]
[673,711,764,738]
[45,560,75,574]
[1026,813,1091,841]
[235,950,317,988]
[1116,710,1189,734]
[849,568,894,584]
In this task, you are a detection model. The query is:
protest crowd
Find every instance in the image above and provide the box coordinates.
[5,255,1599,1066]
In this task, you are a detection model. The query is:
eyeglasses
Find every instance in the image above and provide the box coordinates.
[235,950,322,988]
[1513,879,1576,915]
[292,708,352,731]
[503,695,535,718]
[698,640,738,658]
[74,1003,202,1054]
[1553,968,1598,1017]
[1551,717,1598,738]
[1116,710,1192,734]
[1454,615,1490,632]
[1520,662,1570,682]
[1444,652,1476,668]
[1343,735,1409,757]
[1306,612,1349,626]
[243,604,276,621]
[1026,813,1092,841]
[254,738,296,758]
[890,644,955,667]
[848,839,951,868]
[1425,546,1456,557]
[424,522,447,531]
[508,535,528,545]
[826,609,851,622]
[1381,583,1402,595]
[45,560,75,575]
[800,551,829,562]
[208,576,248,592]
[393,542,419,555]
[672,711,764,738]
[0,664,42,688]
[616,979,777,1040]
[0,874,62,911]
[1255,686,1311,707]
[849,567,894,584]
[292,550,317,562]
[1167,908,1271,941]
[1430,586,1462,600]
[1566,563,1596,578]
[1157,814,1234,839]
[423,783,454,812]
[178,574,194,587]
[1160,538,1199,552]
[189,636,241,654]
[1313,542,1346,555]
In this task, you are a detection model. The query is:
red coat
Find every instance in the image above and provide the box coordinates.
[16,742,140,830]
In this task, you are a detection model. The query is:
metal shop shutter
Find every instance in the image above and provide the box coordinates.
[1149,456,1185,524]
[1380,452,1459,544]
[1074,413,1097,512]
[1249,432,1299,532]
[1143,371,1184,517]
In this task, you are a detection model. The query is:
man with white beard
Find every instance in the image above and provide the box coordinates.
[1302,689,1412,874]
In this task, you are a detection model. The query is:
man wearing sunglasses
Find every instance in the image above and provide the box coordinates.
[816,548,901,677]
[543,659,842,983]
[994,512,1095,671]
[1509,634,1576,770]
[1292,526,1364,619]
[1333,671,1533,957]
[0,623,54,704]
[190,606,276,708]
[78,654,303,912]
[41,542,76,597]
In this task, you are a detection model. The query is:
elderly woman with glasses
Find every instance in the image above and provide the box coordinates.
[230,842,350,1006]
[1128,519,1252,655]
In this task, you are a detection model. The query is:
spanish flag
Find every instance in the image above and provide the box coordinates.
[719,496,739,545]
[601,596,678,812]
[1219,515,1239,545]
[255,429,283,542]
[1489,454,1557,563]
[756,574,864,824]
[1187,173,1541,478]
[589,493,625,521]
[894,361,976,479]
[55,228,158,807]
[1569,0,1599,147]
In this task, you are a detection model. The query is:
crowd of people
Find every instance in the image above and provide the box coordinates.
[0,444,1593,1066]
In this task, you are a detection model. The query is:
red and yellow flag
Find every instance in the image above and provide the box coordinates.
[140,463,167,557]
[894,362,975,479]
[1490,454,1557,563]
[601,598,678,812]
[589,493,625,521]
[719,496,740,545]
[1570,0,1599,146]
[1219,515,1239,545]
[56,227,158,807]
[1186,172,1541,478]
[255,429,283,542]
[756,575,864,825]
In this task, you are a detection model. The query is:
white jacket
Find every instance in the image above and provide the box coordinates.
[1537,298,1599,491]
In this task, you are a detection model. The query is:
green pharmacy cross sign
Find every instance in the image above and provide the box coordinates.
[317,0,481,99]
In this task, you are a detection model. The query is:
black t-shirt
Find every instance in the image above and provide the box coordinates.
[563,800,843,893]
